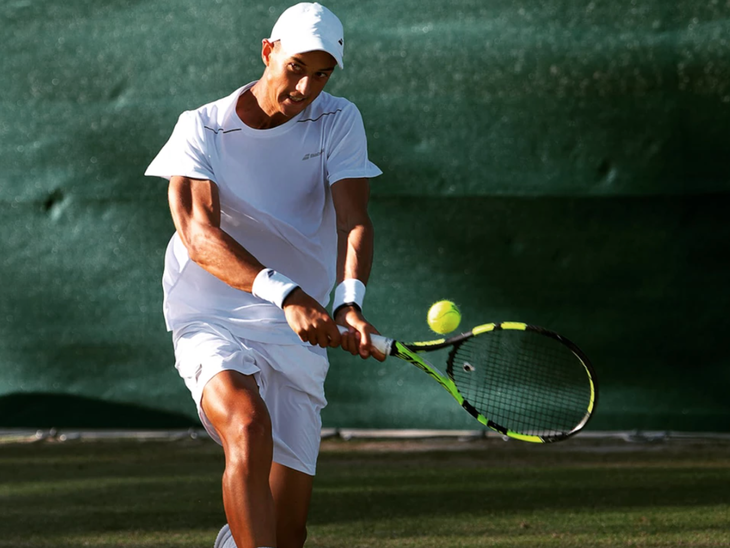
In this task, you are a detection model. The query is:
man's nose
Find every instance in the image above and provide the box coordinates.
[296,76,311,97]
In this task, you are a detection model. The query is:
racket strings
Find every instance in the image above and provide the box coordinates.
[448,330,592,437]
[468,339,586,434]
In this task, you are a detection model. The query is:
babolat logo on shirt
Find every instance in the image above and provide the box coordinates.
[302,149,324,161]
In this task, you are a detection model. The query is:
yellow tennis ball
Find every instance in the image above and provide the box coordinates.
[427,300,461,334]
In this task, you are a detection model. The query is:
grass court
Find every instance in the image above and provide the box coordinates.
[0,434,728,547]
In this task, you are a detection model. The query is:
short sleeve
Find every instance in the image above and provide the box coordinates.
[144,110,216,182]
[325,103,382,185]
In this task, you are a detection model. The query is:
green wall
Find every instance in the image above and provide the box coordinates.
[1,0,728,431]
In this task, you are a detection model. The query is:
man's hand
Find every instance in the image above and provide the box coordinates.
[282,288,341,348]
[335,305,386,362]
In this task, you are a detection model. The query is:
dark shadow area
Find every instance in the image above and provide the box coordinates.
[0,392,197,429]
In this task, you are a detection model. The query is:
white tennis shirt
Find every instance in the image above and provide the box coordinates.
[145,83,382,345]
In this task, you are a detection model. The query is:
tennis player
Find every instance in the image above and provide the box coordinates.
[144,3,383,547]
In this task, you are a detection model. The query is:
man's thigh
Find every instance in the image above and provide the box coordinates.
[173,323,261,444]
[252,342,329,476]
[174,324,328,475]
[201,370,271,448]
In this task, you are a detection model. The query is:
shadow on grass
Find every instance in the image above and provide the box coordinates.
[0,392,197,429]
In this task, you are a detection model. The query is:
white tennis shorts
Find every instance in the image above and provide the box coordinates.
[172,322,329,476]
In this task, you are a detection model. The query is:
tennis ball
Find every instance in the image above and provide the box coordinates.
[427,300,461,334]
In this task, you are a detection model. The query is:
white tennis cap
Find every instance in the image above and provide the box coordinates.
[268,2,345,69]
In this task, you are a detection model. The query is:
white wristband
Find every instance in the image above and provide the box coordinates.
[332,278,366,315]
[251,268,299,309]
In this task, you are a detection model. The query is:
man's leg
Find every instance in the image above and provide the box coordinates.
[202,370,277,548]
[269,463,314,548]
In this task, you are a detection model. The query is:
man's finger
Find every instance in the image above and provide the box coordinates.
[327,323,342,348]
[358,330,372,359]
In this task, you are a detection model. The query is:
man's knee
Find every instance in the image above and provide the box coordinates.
[202,371,273,462]
[220,411,273,466]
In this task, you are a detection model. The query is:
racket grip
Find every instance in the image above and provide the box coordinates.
[336,325,393,356]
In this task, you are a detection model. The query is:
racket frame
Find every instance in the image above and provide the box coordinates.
[363,322,597,443]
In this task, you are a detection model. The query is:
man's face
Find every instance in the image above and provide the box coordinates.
[260,41,337,120]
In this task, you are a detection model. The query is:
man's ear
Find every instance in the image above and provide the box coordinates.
[261,39,276,67]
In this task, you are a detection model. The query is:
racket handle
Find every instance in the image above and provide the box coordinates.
[336,325,394,356]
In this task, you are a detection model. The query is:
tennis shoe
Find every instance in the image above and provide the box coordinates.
[213,524,236,548]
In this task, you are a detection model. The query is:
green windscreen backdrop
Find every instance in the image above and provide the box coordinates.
[1,1,728,431]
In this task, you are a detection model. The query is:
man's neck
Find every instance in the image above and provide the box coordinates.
[236,84,288,130]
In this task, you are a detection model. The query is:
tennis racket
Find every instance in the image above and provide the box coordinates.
[339,322,597,443]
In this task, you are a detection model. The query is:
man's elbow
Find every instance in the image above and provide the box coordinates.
[337,215,373,236]
[182,225,216,265]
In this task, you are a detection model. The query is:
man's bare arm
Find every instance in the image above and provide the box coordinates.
[331,177,384,360]
[168,175,340,347]
[168,176,264,291]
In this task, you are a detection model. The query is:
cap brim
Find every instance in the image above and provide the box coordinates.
[277,36,344,69]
